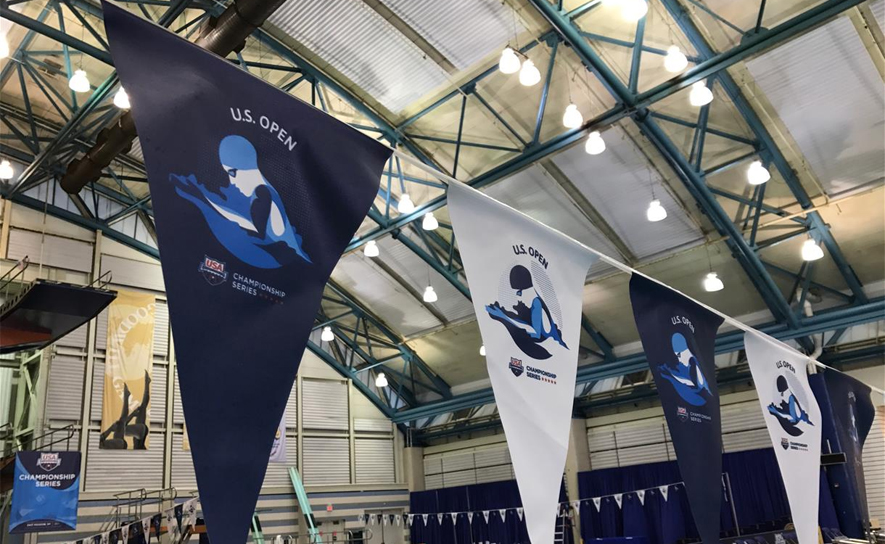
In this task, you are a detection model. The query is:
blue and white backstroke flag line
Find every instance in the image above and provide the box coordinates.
[102,3,391,541]
[447,181,598,544]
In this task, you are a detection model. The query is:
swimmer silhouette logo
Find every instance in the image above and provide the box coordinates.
[767,368,815,437]
[170,135,311,270]
[658,331,712,407]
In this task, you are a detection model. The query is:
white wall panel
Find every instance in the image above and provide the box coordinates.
[864,406,884,523]
[150,364,167,426]
[423,443,513,490]
[302,437,350,485]
[354,438,395,484]
[7,229,92,272]
[302,379,348,430]
[153,301,169,358]
[170,433,196,490]
[57,322,88,350]
[85,431,164,491]
[354,418,391,433]
[264,436,298,488]
[100,255,165,292]
[45,355,85,422]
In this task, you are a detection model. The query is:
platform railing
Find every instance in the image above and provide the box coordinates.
[2,423,75,458]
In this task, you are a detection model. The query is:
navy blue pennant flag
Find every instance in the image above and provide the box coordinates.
[628,275,724,544]
[102,3,390,541]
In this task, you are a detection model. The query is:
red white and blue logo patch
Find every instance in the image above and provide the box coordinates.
[509,357,524,377]
[199,255,228,286]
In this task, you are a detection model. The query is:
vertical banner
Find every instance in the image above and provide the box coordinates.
[9,451,81,533]
[628,275,724,544]
[269,415,286,464]
[744,331,821,544]
[447,182,598,544]
[102,3,390,542]
[102,290,155,449]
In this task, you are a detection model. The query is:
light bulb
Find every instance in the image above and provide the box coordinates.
[746,161,771,185]
[0,160,14,180]
[375,372,389,388]
[422,211,439,231]
[0,35,9,60]
[69,69,91,93]
[621,0,648,21]
[499,47,521,75]
[364,240,379,258]
[584,131,606,155]
[664,46,688,73]
[562,104,583,129]
[321,326,334,342]
[397,193,416,214]
[646,199,667,222]
[689,81,713,107]
[703,272,724,292]
[801,239,824,261]
[519,59,541,87]
[479,345,486,356]
[423,285,438,303]
[113,87,130,109]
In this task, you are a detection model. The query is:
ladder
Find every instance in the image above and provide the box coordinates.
[288,467,321,543]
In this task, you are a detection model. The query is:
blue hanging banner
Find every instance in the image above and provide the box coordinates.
[628,275,724,544]
[101,3,390,542]
[9,451,81,533]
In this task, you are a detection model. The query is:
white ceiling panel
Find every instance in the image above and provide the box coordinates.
[331,252,442,336]
[745,17,885,196]
[268,0,451,112]
[552,127,704,260]
[381,0,520,70]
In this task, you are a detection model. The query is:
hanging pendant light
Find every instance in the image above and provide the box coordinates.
[479,345,486,356]
[585,131,606,155]
[620,0,648,21]
[69,69,91,93]
[423,285,438,303]
[422,211,439,231]
[397,193,416,214]
[664,46,688,73]
[562,104,583,129]
[0,160,14,180]
[321,326,334,342]
[646,199,667,222]
[499,47,521,75]
[113,87,130,109]
[801,238,824,261]
[519,59,541,87]
[703,272,724,292]
[689,81,713,107]
[375,372,389,388]
[364,240,380,258]
[746,160,771,185]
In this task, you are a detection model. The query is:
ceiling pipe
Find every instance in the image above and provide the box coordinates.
[60,0,287,194]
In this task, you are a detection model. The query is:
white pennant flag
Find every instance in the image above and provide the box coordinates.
[571,501,581,512]
[660,486,669,502]
[592,498,601,512]
[468,512,474,524]
[436,513,443,525]
[448,176,598,544]
[396,514,402,526]
[370,514,376,525]
[482,510,490,524]
[745,331,822,544]
[451,513,458,524]
[516,507,524,521]
[498,509,507,520]
[383,515,388,526]
[613,494,623,509]
[422,514,429,526]
[637,490,645,506]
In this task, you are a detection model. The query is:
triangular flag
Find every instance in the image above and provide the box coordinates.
[571,500,581,511]
[613,493,623,509]
[498,509,507,520]
[516,507,524,521]
[482,510,490,524]
[370,514,376,525]
[383,514,388,526]
[396,514,402,526]
[436,513,443,525]
[467,512,474,524]
[100,5,392,544]
[422,514,429,525]
[660,486,669,502]
[592,498,601,512]
[451,512,458,524]
[448,182,599,544]
[637,490,646,506]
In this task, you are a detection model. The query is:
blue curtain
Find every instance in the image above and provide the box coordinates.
[578,448,840,543]
[410,480,572,544]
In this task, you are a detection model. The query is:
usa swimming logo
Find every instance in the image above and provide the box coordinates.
[781,438,789,450]
[36,453,61,472]
[677,406,688,422]
[199,255,228,286]
[509,357,524,377]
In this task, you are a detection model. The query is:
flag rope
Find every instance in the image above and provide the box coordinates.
[389,149,884,396]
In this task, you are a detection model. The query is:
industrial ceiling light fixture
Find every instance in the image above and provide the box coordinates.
[801,237,824,261]
[746,160,771,185]
[519,59,541,87]
[397,193,416,214]
[620,0,649,21]
[689,81,713,107]
[68,69,91,93]
[703,272,724,292]
[422,211,439,231]
[562,104,583,129]
[479,345,486,356]
[364,240,380,258]
[646,199,667,222]
[375,372,389,388]
[423,285,438,303]
[664,46,688,73]
[499,47,521,74]
[320,326,334,342]
[113,87,131,109]
[0,160,14,180]
[585,131,606,155]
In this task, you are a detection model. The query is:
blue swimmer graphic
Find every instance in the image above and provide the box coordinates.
[659,332,712,406]
[486,265,567,360]
[170,135,310,269]
[768,375,813,436]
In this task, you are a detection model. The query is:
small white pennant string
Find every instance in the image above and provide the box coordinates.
[516,507,523,521]
[396,514,402,526]
[571,500,581,511]
[436,513,443,525]
[383,515,388,526]
[422,514,429,525]
[451,512,458,524]
[467,512,474,524]
[482,510,490,524]
[660,485,669,502]
[592,497,601,512]
[613,493,623,509]
[370,514,376,525]
[637,489,646,506]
